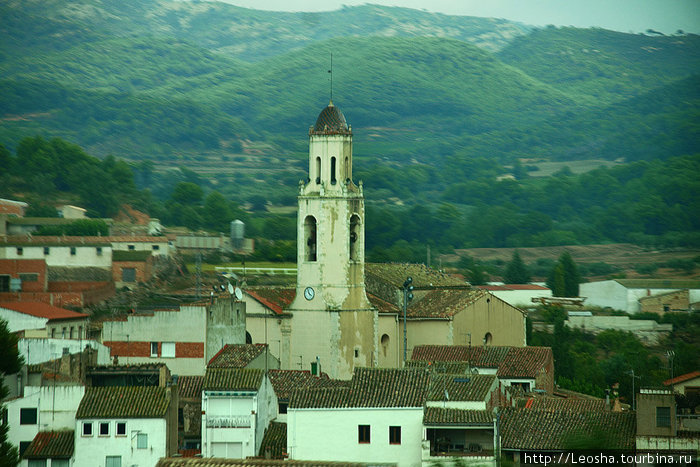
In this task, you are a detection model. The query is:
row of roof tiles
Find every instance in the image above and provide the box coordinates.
[0,301,88,321]
[411,345,553,379]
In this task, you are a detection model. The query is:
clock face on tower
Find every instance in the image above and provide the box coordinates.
[304,287,315,300]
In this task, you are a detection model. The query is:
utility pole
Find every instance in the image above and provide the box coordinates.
[627,369,641,411]
[402,277,414,365]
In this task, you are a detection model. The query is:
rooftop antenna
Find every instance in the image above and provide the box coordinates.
[328,53,333,104]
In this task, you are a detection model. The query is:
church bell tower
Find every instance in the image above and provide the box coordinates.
[287,101,376,379]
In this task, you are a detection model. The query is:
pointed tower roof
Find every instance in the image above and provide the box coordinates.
[311,101,351,135]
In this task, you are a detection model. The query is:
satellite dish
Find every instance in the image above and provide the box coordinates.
[227,283,234,295]
[234,287,243,301]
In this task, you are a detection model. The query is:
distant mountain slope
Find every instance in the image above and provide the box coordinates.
[498,27,700,103]
[0,0,529,60]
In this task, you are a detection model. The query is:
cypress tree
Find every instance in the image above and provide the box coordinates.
[504,250,531,284]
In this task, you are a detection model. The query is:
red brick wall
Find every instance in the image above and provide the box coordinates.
[104,341,204,358]
[0,259,47,292]
[0,203,25,216]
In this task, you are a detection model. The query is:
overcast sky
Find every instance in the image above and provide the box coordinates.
[218,0,700,34]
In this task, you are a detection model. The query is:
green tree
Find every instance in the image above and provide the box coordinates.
[548,251,581,297]
[504,250,531,284]
[0,319,23,466]
[170,182,203,205]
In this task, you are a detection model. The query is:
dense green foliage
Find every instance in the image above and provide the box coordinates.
[504,250,531,284]
[547,252,582,297]
[1,1,698,255]
[529,307,699,403]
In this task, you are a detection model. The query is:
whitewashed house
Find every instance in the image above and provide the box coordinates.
[100,296,246,376]
[73,386,178,467]
[201,368,277,459]
[0,301,89,339]
[5,385,85,462]
[0,236,112,269]
[579,279,700,313]
[479,284,552,308]
[287,368,429,467]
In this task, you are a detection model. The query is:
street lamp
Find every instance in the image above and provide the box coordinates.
[402,276,414,365]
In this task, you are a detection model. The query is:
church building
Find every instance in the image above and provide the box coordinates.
[285,101,377,379]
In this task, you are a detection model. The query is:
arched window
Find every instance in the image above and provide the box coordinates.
[381,334,390,357]
[349,214,360,260]
[246,331,252,344]
[315,157,321,184]
[304,216,317,262]
[344,157,349,182]
[330,157,337,185]
[484,332,492,345]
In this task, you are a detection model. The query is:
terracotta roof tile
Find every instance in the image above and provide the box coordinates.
[407,288,487,318]
[664,370,700,386]
[76,386,171,419]
[500,408,636,450]
[366,263,465,288]
[268,370,344,401]
[290,368,429,409]
[367,293,399,314]
[516,397,607,412]
[423,408,492,426]
[203,368,264,391]
[208,344,267,368]
[178,375,204,400]
[2,235,112,246]
[411,345,552,379]
[258,421,287,459]
[479,284,549,291]
[22,430,74,459]
[427,374,496,402]
[0,301,88,321]
[246,287,296,315]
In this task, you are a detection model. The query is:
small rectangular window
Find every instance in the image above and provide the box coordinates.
[70,247,76,256]
[389,426,401,445]
[278,402,288,414]
[152,245,160,250]
[358,424,370,444]
[116,422,126,436]
[122,267,136,282]
[161,342,175,358]
[19,273,38,282]
[19,408,37,425]
[105,456,122,467]
[16,247,23,256]
[43,247,50,255]
[137,433,148,449]
[0,276,9,292]
[150,342,158,357]
[28,459,47,467]
[128,245,135,251]
[96,247,103,256]
[657,406,671,427]
[61,327,66,339]
[82,422,93,436]
[99,422,109,436]
[51,460,69,467]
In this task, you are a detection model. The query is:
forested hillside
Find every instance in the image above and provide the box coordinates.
[1,0,698,254]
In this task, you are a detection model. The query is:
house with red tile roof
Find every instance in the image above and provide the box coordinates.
[365,263,527,369]
[288,368,430,466]
[74,385,178,467]
[410,345,554,393]
[0,301,88,339]
[663,370,700,397]
[21,430,74,466]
